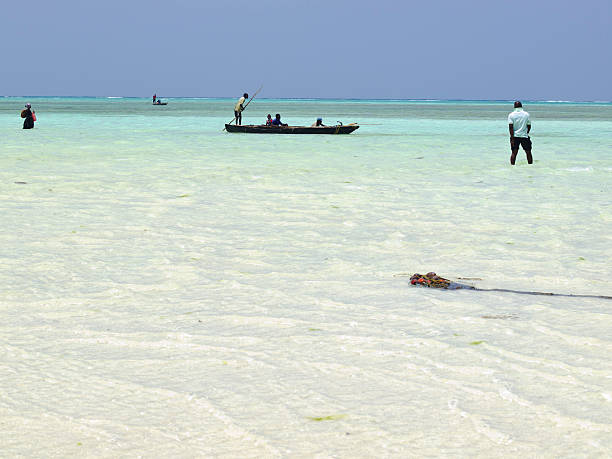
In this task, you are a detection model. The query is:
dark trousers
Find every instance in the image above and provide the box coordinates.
[510,136,533,165]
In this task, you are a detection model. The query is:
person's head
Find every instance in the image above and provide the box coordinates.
[25,103,31,108]
[243,93,248,99]
[514,101,522,108]
[275,114,281,120]
[267,114,271,119]
[316,117,323,126]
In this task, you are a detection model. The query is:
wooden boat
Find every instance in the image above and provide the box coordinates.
[225,124,359,134]
[153,102,168,106]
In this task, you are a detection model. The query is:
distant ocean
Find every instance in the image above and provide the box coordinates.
[1,97,611,456]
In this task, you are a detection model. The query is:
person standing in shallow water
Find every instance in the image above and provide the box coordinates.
[508,101,532,165]
[234,92,248,125]
[21,103,35,129]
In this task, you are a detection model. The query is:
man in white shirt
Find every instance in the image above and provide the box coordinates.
[508,101,532,165]
[234,92,248,125]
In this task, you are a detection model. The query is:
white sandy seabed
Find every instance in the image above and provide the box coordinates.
[1,99,611,457]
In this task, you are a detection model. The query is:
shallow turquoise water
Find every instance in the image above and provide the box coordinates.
[1,98,611,456]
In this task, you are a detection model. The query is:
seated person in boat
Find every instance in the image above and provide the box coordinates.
[311,117,325,127]
[271,114,287,126]
[265,114,273,126]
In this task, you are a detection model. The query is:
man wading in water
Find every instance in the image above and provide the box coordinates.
[21,103,35,129]
[234,92,248,125]
[508,101,532,165]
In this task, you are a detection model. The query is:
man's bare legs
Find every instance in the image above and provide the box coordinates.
[510,142,519,165]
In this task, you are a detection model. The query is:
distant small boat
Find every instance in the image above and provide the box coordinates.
[225,124,359,134]
[153,102,168,106]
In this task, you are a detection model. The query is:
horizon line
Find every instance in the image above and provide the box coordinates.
[1,95,611,104]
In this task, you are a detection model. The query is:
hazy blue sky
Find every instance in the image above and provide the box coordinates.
[2,0,610,100]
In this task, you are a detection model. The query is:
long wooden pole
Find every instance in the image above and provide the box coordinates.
[223,85,263,130]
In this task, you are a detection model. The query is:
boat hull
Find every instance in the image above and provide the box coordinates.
[225,124,359,134]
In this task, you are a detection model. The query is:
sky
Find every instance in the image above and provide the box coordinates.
[1,0,611,100]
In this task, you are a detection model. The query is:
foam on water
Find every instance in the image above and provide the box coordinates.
[1,98,611,456]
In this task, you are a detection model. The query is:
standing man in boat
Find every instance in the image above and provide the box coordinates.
[153,93,156,104]
[508,101,533,165]
[234,92,248,125]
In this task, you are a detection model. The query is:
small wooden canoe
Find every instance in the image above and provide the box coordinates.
[153,102,168,105]
[225,124,359,134]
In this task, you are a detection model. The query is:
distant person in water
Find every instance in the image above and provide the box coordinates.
[234,92,248,125]
[265,114,273,126]
[508,101,532,165]
[311,117,325,127]
[153,93,156,104]
[271,114,287,126]
[21,103,35,129]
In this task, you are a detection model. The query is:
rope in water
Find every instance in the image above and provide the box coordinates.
[471,287,612,300]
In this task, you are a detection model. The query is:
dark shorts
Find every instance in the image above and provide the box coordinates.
[511,136,532,150]
[235,110,241,118]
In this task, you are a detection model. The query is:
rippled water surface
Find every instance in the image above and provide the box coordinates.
[1,98,611,457]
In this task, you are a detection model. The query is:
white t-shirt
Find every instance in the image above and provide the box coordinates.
[508,108,531,138]
[235,97,245,112]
